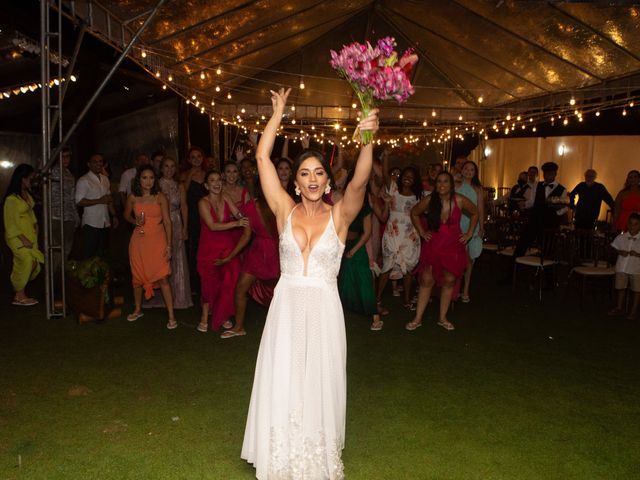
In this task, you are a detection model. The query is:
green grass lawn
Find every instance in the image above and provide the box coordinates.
[1,268,639,479]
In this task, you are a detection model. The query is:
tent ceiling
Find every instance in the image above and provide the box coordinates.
[51,0,640,126]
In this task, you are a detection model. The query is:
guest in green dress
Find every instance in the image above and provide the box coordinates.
[338,194,383,331]
[3,164,44,306]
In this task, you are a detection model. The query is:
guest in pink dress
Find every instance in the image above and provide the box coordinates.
[407,172,478,331]
[222,182,280,339]
[196,170,251,333]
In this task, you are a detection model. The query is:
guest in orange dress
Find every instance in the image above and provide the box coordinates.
[124,165,177,329]
[197,170,251,333]
[614,170,640,232]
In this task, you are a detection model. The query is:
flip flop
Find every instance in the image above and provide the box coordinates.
[221,320,233,330]
[405,321,422,331]
[370,321,384,331]
[127,312,144,322]
[196,323,208,333]
[12,298,38,306]
[166,321,178,330]
[437,321,455,331]
[220,330,247,339]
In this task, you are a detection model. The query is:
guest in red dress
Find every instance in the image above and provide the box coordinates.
[222,182,280,339]
[196,170,251,333]
[614,170,640,232]
[407,172,478,331]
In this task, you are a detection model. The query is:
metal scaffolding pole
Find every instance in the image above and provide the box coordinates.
[42,0,168,175]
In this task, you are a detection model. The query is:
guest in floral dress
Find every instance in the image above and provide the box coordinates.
[377,165,422,310]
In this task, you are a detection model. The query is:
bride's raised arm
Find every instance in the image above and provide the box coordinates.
[338,109,379,227]
[256,87,294,221]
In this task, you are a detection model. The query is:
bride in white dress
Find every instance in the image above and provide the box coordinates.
[241,88,379,479]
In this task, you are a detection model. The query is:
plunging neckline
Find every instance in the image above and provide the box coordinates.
[285,204,341,276]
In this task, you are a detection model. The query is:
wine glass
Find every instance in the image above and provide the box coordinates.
[137,210,146,235]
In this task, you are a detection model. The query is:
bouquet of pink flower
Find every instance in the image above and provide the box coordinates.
[330,36,418,144]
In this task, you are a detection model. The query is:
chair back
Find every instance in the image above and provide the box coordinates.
[571,229,613,268]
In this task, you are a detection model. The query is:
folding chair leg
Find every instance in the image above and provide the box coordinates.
[538,267,543,303]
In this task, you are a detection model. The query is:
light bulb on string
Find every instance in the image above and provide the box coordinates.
[516,115,521,121]
[241,108,245,113]
[506,114,511,121]
[569,97,576,106]
[299,79,305,89]
[211,100,215,106]
[141,49,147,58]
[532,127,537,132]
[431,110,437,117]
[595,111,601,117]
[351,103,357,109]
[200,71,205,80]
[622,108,627,116]
[477,96,483,103]
[423,120,427,126]
[155,71,160,78]
[399,113,403,119]
[162,85,167,90]
[215,86,220,92]
[458,115,463,121]
[192,94,196,100]
[216,67,222,75]
[168,74,173,82]
[227,92,232,99]
[563,117,569,126]
[630,101,635,108]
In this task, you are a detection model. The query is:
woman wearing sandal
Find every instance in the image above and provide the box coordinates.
[3,164,44,306]
[408,171,478,331]
[196,170,251,333]
[338,172,384,331]
[124,166,177,329]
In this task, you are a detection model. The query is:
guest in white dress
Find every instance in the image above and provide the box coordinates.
[241,87,379,480]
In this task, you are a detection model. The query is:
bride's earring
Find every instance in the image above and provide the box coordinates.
[325,183,331,195]
[295,185,301,196]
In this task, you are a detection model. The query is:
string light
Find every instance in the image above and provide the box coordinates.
[168,74,173,82]
[399,113,403,119]
[155,71,160,78]
[141,49,146,58]
[477,96,483,103]
[299,79,305,89]
[227,92,232,99]
[215,86,220,92]
[431,110,436,117]
[569,97,576,105]
[211,100,215,106]
[622,108,627,116]
[595,111,601,117]
[200,71,205,80]
[216,67,222,75]
[351,103,357,109]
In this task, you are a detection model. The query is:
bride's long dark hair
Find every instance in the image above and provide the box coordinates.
[426,171,455,232]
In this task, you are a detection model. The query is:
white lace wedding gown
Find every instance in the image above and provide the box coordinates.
[242,205,346,479]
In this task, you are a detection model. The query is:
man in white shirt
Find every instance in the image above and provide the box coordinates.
[522,165,539,210]
[609,212,640,319]
[119,153,150,207]
[75,154,118,259]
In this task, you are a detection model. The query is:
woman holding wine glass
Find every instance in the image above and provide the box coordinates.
[124,165,177,329]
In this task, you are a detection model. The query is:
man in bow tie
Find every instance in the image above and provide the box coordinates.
[501,162,567,283]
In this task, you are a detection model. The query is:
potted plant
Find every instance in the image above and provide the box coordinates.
[66,257,122,323]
